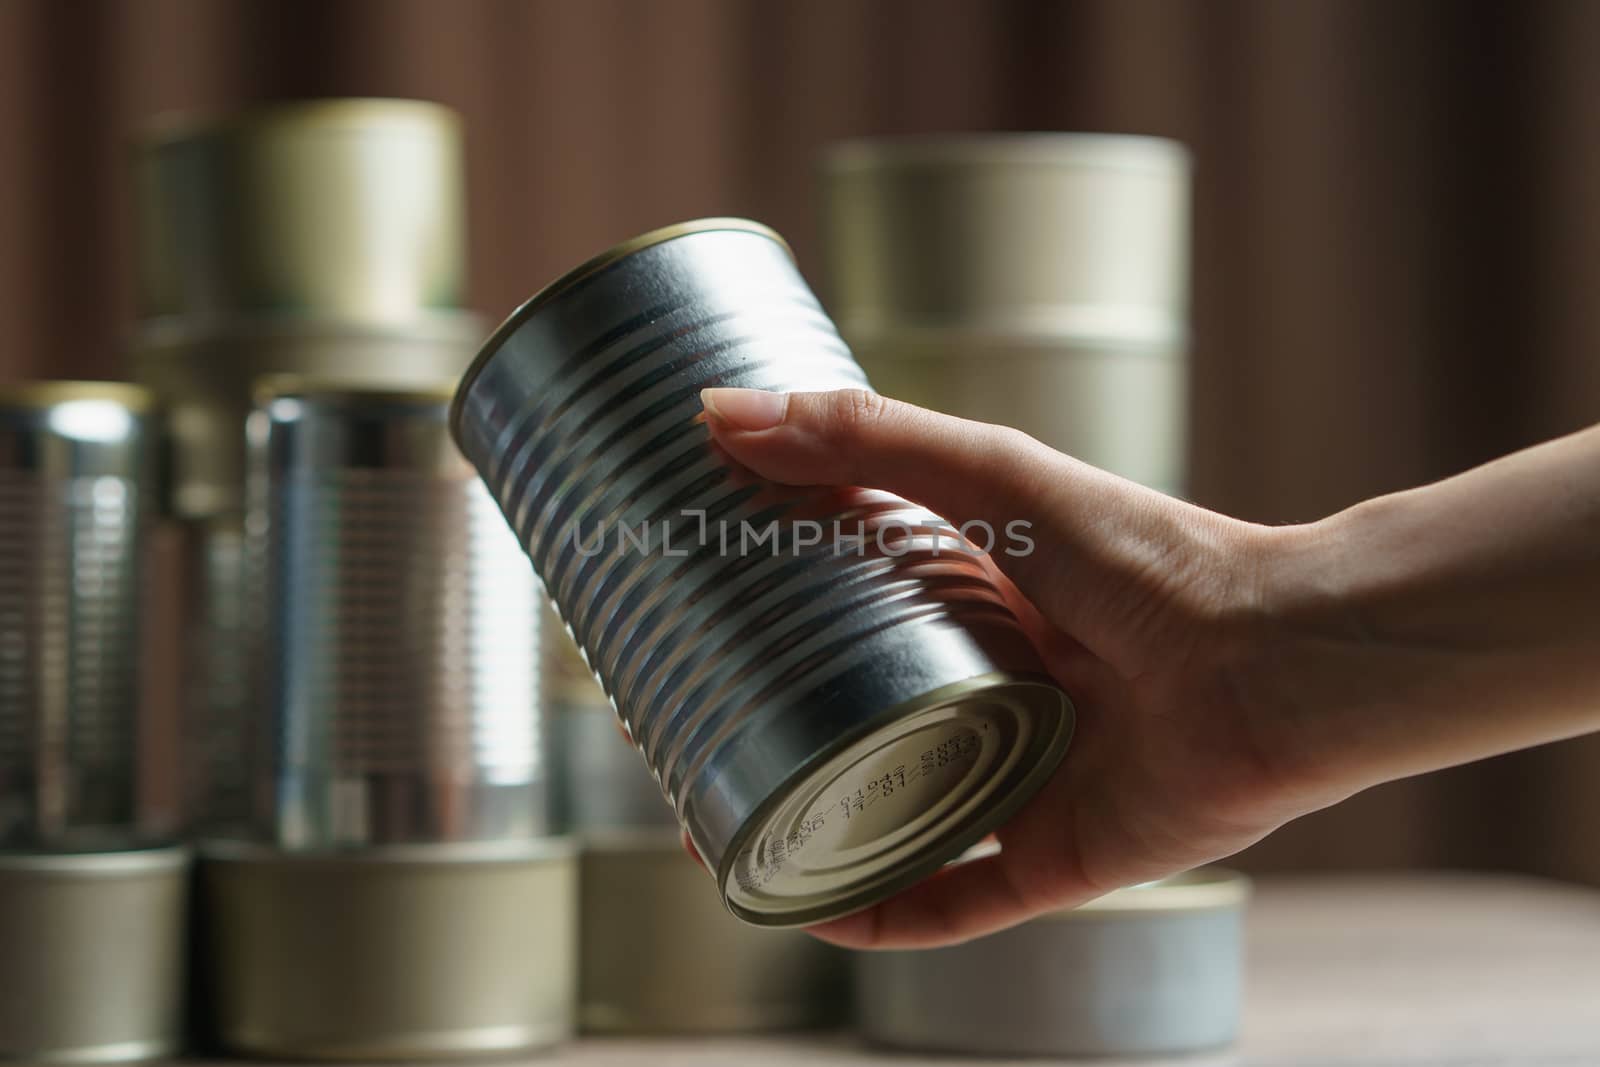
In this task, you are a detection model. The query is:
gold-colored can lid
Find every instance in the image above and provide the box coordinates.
[820,133,1190,352]
[133,98,467,324]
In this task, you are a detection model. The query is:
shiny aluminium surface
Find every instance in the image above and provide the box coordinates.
[199,839,576,1059]
[249,383,547,847]
[0,383,159,849]
[855,867,1250,1056]
[133,98,466,324]
[130,312,483,518]
[452,219,1074,926]
[578,831,848,1033]
[0,846,189,1063]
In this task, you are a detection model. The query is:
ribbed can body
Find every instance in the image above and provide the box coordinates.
[249,385,547,847]
[0,384,158,849]
[452,221,1073,926]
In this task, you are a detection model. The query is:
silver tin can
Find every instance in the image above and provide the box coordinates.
[0,383,160,849]
[855,867,1250,1056]
[0,846,189,1063]
[545,622,677,833]
[134,98,466,325]
[451,219,1074,927]
[248,380,548,847]
[821,135,1190,494]
[579,830,847,1032]
[199,839,576,1059]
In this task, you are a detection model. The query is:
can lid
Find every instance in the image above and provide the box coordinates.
[823,132,1190,175]
[0,845,190,877]
[135,97,460,152]
[717,674,1073,928]
[252,372,459,408]
[0,380,155,413]
[449,218,791,442]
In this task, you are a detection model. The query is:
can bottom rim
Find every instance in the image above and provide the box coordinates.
[719,672,1073,928]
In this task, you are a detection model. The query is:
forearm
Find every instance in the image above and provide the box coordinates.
[1248,424,1600,797]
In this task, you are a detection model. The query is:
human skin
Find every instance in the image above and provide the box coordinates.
[698,386,1600,950]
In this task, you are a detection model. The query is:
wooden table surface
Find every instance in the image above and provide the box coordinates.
[196,873,1600,1066]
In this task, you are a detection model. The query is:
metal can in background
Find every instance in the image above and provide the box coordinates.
[172,515,252,838]
[0,382,160,849]
[854,867,1250,1056]
[821,135,1190,494]
[133,99,466,324]
[452,219,1074,927]
[579,830,847,1032]
[248,380,548,847]
[200,839,576,1059]
[0,847,190,1063]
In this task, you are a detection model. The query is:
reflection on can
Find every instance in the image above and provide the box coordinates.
[0,382,160,849]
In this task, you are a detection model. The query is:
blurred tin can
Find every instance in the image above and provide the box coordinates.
[579,830,847,1032]
[545,621,677,833]
[855,867,1250,1056]
[199,839,576,1059]
[248,380,548,847]
[821,134,1190,493]
[134,98,466,324]
[0,846,189,1062]
[173,515,252,837]
[130,314,483,518]
[451,219,1074,927]
[0,382,160,849]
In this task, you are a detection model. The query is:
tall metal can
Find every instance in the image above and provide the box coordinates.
[247,380,548,847]
[133,98,466,325]
[0,382,160,849]
[821,134,1190,494]
[451,219,1074,927]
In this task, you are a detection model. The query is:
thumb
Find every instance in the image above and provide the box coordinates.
[698,387,1222,675]
[700,386,1070,597]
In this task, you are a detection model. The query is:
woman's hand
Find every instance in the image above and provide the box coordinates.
[700,387,1600,950]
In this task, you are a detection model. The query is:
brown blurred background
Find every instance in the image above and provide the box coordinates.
[1,0,1597,883]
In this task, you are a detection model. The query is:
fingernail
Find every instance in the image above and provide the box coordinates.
[701,388,788,431]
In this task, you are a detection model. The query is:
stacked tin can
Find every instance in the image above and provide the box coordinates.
[821,134,1250,1056]
[128,99,573,1059]
[0,383,189,1062]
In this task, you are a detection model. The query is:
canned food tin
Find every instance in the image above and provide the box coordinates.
[248,380,548,847]
[821,135,1189,492]
[451,219,1074,927]
[199,839,577,1059]
[0,846,189,1063]
[854,867,1250,1056]
[545,624,677,833]
[134,98,466,323]
[579,830,848,1032]
[0,383,160,849]
[130,313,483,518]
